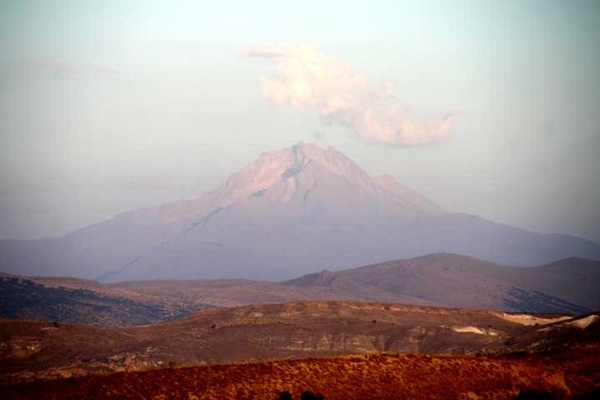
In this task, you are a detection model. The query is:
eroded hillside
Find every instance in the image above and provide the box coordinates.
[1,301,597,385]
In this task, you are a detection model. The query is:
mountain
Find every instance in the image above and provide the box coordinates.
[1,142,599,282]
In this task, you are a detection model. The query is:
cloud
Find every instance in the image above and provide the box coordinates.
[247,44,366,109]
[247,44,458,147]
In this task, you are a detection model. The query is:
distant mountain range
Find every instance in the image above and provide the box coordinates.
[3,253,599,323]
[113,253,600,314]
[1,142,599,282]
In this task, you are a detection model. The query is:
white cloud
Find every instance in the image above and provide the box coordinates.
[247,44,459,147]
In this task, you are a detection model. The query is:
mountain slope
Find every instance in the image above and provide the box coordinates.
[117,253,599,314]
[326,253,600,313]
[1,142,599,282]
[0,274,203,326]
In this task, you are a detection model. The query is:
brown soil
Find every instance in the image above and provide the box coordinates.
[2,301,597,386]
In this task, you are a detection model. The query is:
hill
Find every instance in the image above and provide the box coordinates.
[118,253,599,314]
[2,253,598,323]
[0,274,208,327]
[1,300,598,385]
[312,253,600,312]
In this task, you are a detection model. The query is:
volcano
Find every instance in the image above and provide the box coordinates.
[1,142,599,282]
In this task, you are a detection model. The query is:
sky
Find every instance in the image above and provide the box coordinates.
[0,0,599,243]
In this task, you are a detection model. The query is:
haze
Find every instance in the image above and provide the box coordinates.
[1,0,599,243]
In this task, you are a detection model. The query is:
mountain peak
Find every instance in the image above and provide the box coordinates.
[294,141,372,183]
[220,142,372,204]
[209,142,447,214]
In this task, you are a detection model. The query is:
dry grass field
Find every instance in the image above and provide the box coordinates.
[3,345,600,400]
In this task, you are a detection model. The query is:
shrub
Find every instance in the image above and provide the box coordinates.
[300,390,324,400]
[279,391,292,400]
[513,389,557,400]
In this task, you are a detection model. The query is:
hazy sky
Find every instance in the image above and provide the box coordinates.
[1,0,599,242]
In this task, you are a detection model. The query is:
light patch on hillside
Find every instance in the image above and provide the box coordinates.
[564,314,599,329]
[492,312,570,326]
[451,326,497,336]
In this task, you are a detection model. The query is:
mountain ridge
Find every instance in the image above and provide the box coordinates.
[3,253,598,319]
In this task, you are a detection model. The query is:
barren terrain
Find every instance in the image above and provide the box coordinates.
[1,300,598,386]
[3,347,600,400]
